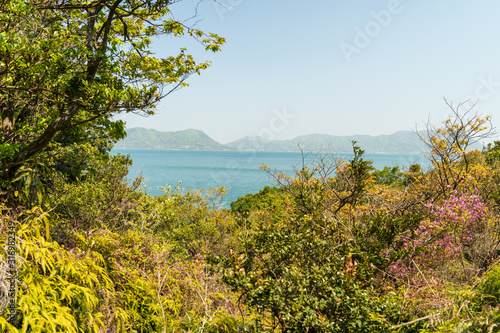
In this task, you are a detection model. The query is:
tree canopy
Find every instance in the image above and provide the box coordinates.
[0,0,225,199]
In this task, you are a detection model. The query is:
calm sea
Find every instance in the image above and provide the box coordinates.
[111,150,427,206]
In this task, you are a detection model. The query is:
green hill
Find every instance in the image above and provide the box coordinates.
[114,128,232,150]
[225,131,429,153]
[116,129,482,153]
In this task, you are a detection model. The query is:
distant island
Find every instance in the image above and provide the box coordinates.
[114,128,231,151]
[225,132,428,154]
[114,127,435,154]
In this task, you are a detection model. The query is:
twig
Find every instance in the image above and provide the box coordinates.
[411,258,437,298]
[390,314,433,330]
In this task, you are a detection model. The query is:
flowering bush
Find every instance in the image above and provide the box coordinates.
[389,189,490,285]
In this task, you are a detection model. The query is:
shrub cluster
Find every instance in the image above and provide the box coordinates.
[1,110,500,332]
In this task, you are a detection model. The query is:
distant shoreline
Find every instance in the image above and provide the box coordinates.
[112,148,426,155]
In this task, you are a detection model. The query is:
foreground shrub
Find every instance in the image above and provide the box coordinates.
[388,190,491,286]
[230,186,287,217]
[0,206,111,332]
[220,149,394,332]
[51,153,143,231]
[0,204,248,332]
[142,185,238,257]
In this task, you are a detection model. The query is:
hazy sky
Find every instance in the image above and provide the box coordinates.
[116,0,500,144]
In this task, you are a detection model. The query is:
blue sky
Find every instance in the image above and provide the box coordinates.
[117,0,500,144]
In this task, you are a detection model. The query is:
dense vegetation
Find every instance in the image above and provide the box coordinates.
[2,1,500,332]
[2,102,500,332]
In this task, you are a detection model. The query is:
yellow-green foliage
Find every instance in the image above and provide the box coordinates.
[91,229,243,332]
[0,199,246,333]
[142,185,239,257]
[52,153,144,231]
[0,207,110,332]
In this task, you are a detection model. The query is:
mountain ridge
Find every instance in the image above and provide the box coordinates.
[224,130,428,153]
[113,127,232,150]
[114,127,437,153]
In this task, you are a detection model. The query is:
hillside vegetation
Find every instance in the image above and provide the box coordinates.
[2,106,500,332]
[2,1,500,331]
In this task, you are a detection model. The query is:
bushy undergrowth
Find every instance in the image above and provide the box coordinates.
[2,111,500,332]
[218,112,500,332]
[0,187,250,332]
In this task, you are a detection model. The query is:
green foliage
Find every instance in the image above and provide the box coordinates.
[372,166,406,187]
[485,141,500,165]
[0,0,225,201]
[222,215,389,332]
[1,199,247,332]
[353,213,423,275]
[220,145,391,332]
[230,186,287,217]
[47,119,127,182]
[142,185,238,257]
[327,142,374,213]
[51,151,143,230]
[340,143,374,207]
[3,93,500,332]
[477,262,500,306]
[0,207,111,332]
[409,163,422,173]
[227,235,384,331]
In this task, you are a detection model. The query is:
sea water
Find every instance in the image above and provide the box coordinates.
[111,149,427,206]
